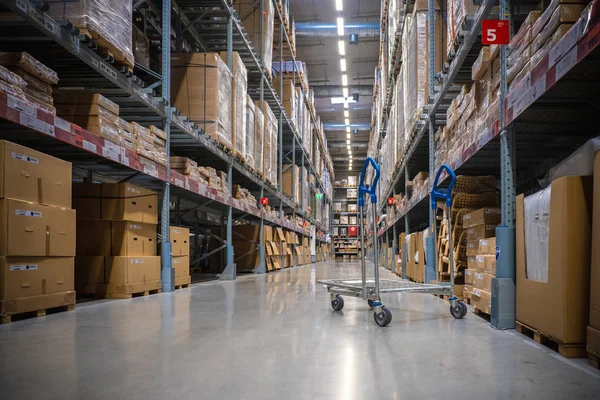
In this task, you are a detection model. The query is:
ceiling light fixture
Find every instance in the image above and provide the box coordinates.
[346,133,351,139]
[344,118,350,126]
[337,17,344,36]
[336,0,343,11]
[347,144,351,150]
[344,102,349,109]
[342,74,348,86]
[340,58,346,72]
[342,87,349,98]
[338,40,345,56]
[346,139,350,145]
[344,110,349,118]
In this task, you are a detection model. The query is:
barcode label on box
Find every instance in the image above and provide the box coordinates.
[54,117,71,133]
[82,140,97,153]
[10,264,38,271]
[15,209,42,217]
[480,239,488,245]
[8,95,36,117]
[130,259,144,264]
[127,187,140,194]
[129,224,141,229]
[12,152,38,164]
[476,273,483,279]
[173,259,180,264]
[476,256,484,262]
[466,270,472,276]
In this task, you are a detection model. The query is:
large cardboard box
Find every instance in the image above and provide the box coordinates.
[282,164,300,199]
[170,226,190,257]
[111,222,157,257]
[104,256,161,294]
[101,183,157,224]
[0,199,75,256]
[72,183,102,220]
[473,272,493,292]
[0,140,72,208]
[466,224,497,241]
[233,0,274,73]
[75,256,105,294]
[0,256,74,300]
[479,237,496,255]
[219,51,247,159]
[171,53,233,149]
[173,255,190,278]
[77,220,111,256]
[463,208,501,228]
[516,176,592,344]
[471,289,491,314]
[589,152,600,355]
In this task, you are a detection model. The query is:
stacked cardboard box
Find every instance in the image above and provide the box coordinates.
[171,156,204,183]
[0,141,76,320]
[233,0,274,76]
[0,52,58,115]
[507,11,541,87]
[405,231,425,282]
[273,75,298,129]
[245,94,256,169]
[282,164,300,202]
[73,182,160,298]
[199,166,229,194]
[446,0,478,60]
[219,51,247,161]
[255,100,278,185]
[463,208,500,312]
[274,228,289,268]
[170,226,191,287]
[171,53,233,150]
[588,151,600,359]
[232,184,257,207]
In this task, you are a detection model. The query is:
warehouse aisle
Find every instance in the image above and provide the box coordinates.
[1,261,599,399]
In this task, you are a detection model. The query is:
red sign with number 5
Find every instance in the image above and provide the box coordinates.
[482,20,509,45]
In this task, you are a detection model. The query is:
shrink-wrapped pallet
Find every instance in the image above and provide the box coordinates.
[219,51,247,161]
[233,0,274,75]
[253,101,265,176]
[245,94,255,169]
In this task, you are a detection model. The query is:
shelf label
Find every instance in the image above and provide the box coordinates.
[54,117,71,133]
[91,58,118,81]
[555,47,577,81]
[174,177,184,188]
[102,140,120,162]
[531,75,546,102]
[82,140,97,153]
[120,148,129,166]
[16,0,56,35]
[8,95,36,117]
[482,20,509,45]
[512,88,532,119]
[20,112,54,136]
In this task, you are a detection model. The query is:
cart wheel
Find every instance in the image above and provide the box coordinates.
[331,295,344,311]
[367,299,374,308]
[450,301,467,319]
[374,307,392,327]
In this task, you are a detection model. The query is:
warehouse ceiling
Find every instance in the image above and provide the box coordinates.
[290,0,380,178]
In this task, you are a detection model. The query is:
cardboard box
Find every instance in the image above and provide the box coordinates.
[466,224,497,241]
[516,176,592,344]
[0,140,72,208]
[170,226,190,256]
[467,255,476,269]
[77,220,111,256]
[75,255,105,295]
[463,285,472,301]
[465,269,474,285]
[473,272,493,292]
[589,152,600,354]
[1,256,74,300]
[72,183,102,220]
[111,222,157,257]
[484,255,496,275]
[473,255,486,273]
[232,0,274,73]
[466,241,478,256]
[479,237,496,255]
[0,199,75,256]
[219,51,247,160]
[101,183,158,224]
[104,256,161,294]
[471,289,492,314]
[172,255,190,278]
[282,164,300,199]
[462,208,501,228]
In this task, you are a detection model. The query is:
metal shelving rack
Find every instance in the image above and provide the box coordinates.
[371,0,600,328]
[0,0,334,286]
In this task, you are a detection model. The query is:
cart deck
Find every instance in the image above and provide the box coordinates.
[317,278,452,297]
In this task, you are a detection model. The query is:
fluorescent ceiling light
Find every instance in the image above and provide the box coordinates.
[346,126,351,133]
[344,110,349,118]
[342,74,348,86]
[338,40,345,56]
[347,144,351,150]
[348,167,352,171]
[337,17,344,36]
[346,134,351,139]
[344,118,350,125]
[336,0,343,11]
[330,96,357,105]
[340,58,346,72]
[342,87,349,98]
[346,139,350,144]
[344,102,349,109]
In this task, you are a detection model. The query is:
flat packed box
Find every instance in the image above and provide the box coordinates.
[473,272,493,292]
[462,207,500,228]
[102,183,157,224]
[0,140,72,208]
[516,175,592,344]
[170,226,190,256]
[172,255,190,278]
[104,256,161,294]
[471,288,491,314]
[0,256,74,300]
[465,269,474,285]
[0,198,75,257]
[466,224,497,241]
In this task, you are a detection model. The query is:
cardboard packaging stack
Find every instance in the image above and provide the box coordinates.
[273,75,298,130]
[446,0,478,60]
[0,141,76,319]
[506,11,540,87]
[516,175,593,349]
[274,228,289,268]
[463,208,500,313]
[73,182,161,298]
[282,164,300,202]
[48,0,134,68]
[170,156,205,183]
[232,0,274,77]
[232,225,286,272]
[405,231,425,282]
[199,166,229,195]
[219,51,247,161]
[171,53,233,150]
[232,184,257,207]
[170,226,191,287]
[588,151,600,359]
[0,52,59,115]
[245,94,256,169]
[253,101,265,176]
[255,100,278,185]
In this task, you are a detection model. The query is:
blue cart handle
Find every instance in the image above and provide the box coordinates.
[358,157,380,206]
[431,164,457,209]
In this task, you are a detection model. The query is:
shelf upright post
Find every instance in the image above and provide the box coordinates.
[221,16,236,280]
[385,202,390,269]
[160,0,174,293]
[292,120,297,268]
[392,189,397,273]
[492,0,516,329]
[402,166,410,279]
[256,186,266,274]
[278,14,285,271]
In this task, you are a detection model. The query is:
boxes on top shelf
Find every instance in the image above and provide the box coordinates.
[233,0,274,76]
[170,226,190,257]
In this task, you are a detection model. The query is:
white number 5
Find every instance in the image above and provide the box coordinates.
[487,28,497,42]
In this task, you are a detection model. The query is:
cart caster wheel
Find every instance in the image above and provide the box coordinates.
[367,299,374,308]
[331,295,344,311]
[450,301,468,319]
[374,307,392,327]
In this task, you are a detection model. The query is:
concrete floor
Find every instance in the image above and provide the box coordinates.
[1,261,599,399]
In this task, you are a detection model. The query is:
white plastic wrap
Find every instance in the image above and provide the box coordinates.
[0,52,58,84]
[0,65,26,88]
[48,0,133,67]
[225,52,247,159]
[447,0,479,56]
[545,137,600,184]
[253,101,264,175]
[245,94,255,169]
[263,102,278,185]
[524,187,551,282]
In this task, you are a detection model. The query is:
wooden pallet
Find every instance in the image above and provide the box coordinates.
[105,288,162,300]
[1,291,76,324]
[516,321,587,358]
[175,284,190,290]
[588,349,600,370]
[77,26,134,73]
[473,307,491,321]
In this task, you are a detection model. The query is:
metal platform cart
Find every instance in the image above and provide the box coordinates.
[317,159,468,327]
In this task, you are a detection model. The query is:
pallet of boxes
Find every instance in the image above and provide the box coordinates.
[0,141,76,324]
[170,226,191,289]
[463,208,500,315]
[73,182,162,299]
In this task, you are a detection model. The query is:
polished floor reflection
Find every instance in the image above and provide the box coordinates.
[1,261,599,399]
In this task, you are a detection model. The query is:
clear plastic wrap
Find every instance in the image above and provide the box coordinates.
[131,122,153,143]
[472,46,491,81]
[532,0,586,38]
[545,137,600,184]
[508,11,540,56]
[0,52,58,84]
[508,28,531,67]
[171,53,233,149]
[245,94,255,169]
[24,93,56,115]
[74,115,120,143]
[53,92,119,115]
[48,0,133,67]
[0,65,26,88]
[220,51,247,159]
[447,0,479,56]
[149,125,167,140]
[524,187,551,282]
[253,101,264,175]
[24,87,54,107]
[405,12,430,134]
[235,0,274,74]
[507,46,531,85]
[132,25,149,69]
[0,79,25,99]
[56,101,119,124]
[260,101,277,185]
